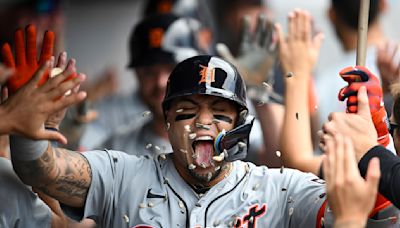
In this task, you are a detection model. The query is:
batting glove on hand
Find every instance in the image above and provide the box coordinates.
[216,14,281,103]
[338,66,390,147]
[1,24,54,94]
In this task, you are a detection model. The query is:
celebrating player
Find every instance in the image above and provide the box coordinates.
[6,28,398,227]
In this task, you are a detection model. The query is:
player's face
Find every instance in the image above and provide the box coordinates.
[136,63,175,119]
[166,94,238,185]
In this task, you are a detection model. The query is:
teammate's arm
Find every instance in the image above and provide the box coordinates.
[12,143,91,208]
[277,9,324,174]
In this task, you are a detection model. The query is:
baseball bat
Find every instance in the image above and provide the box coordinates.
[356,0,370,66]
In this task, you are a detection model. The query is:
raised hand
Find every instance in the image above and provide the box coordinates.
[276,9,324,79]
[1,24,54,94]
[45,52,74,131]
[1,61,86,144]
[323,134,380,227]
[377,41,400,94]
[216,14,279,101]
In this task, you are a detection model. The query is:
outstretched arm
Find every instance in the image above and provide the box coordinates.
[12,143,91,207]
[277,9,324,174]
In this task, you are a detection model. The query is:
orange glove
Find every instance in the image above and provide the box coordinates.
[338,66,392,219]
[338,66,390,147]
[1,24,54,94]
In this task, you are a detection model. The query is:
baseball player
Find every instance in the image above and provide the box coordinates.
[8,54,398,227]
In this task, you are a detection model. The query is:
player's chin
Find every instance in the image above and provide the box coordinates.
[189,168,221,183]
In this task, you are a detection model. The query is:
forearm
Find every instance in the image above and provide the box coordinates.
[281,74,321,174]
[0,107,12,135]
[359,146,400,209]
[254,102,284,167]
[10,136,91,207]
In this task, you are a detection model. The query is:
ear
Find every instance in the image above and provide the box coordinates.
[327,7,336,25]
[379,0,388,14]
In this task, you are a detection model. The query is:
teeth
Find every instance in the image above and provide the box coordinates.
[188,164,196,170]
[215,166,221,171]
[195,136,213,141]
[176,109,184,113]
[200,162,207,168]
[192,153,198,159]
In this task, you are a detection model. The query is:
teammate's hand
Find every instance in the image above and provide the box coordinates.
[1,61,86,144]
[323,86,378,161]
[45,52,78,131]
[377,41,400,94]
[338,66,390,146]
[216,14,279,101]
[276,9,324,80]
[0,64,13,85]
[323,134,380,227]
[1,24,54,94]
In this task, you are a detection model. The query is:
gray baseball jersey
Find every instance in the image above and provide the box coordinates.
[73,150,327,227]
[102,121,172,158]
[79,92,149,150]
[73,150,399,228]
[0,158,51,228]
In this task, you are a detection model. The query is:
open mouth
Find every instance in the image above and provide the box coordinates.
[191,136,215,168]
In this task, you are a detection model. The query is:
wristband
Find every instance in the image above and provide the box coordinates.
[10,135,49,161]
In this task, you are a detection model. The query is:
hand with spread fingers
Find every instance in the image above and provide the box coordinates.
[278,9,325,174]
[276,9,324,80]
[323,134,380,228]
[216,14,280,102]
[45,52,78,131]
[0,61,86,144]
[377,41,400,94]
[1,24,54,94]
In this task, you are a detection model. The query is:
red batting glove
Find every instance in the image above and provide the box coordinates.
[338,66,390,147]
[1,24,54,94]
[338,66,392,218]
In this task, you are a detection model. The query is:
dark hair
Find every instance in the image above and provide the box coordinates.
[332,0,380,30]
[393,95,400,128]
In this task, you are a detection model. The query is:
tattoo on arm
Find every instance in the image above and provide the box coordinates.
[12,147,92,208]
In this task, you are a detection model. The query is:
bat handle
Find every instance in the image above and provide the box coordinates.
[356,0,370,66]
